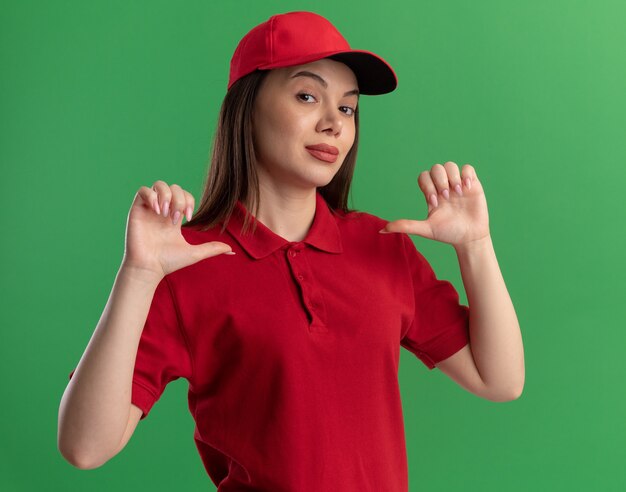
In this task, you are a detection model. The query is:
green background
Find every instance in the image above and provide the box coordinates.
[2,0,625,490]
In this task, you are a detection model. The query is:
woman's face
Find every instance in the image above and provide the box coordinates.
[251,58,359,192]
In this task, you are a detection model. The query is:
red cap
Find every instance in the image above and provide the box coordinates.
[228,11,398,95]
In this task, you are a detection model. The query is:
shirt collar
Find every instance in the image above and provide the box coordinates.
[223,190,343,260]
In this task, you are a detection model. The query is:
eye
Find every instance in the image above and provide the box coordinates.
[297,92,317,103]
[297,92,356,117]
[341,106,356,117]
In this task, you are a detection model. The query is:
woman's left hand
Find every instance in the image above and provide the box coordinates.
[379,162,491,249]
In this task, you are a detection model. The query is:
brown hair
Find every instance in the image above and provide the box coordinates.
[182,64,362,236]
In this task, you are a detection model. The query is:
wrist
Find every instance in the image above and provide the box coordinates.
[454,234,493,256]
[118,261,164,287]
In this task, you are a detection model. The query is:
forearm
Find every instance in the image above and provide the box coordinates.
[58,264,162,468]
[454,235,524,398]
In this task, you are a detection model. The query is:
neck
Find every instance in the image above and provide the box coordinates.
[245,183,317,243]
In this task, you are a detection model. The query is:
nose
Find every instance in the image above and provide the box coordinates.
[316,104,343,136]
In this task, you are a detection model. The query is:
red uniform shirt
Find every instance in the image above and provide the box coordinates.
[69,190,470,491]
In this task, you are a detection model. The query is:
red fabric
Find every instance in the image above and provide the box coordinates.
[68,190,469,491]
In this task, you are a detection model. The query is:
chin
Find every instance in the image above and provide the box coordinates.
[289,171,335,190]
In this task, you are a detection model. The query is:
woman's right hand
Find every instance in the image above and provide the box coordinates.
[121,181,234,280]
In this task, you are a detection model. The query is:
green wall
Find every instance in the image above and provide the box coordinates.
[2,0,624,490]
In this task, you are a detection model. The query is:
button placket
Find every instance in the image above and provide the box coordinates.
[300,252,328,332]
[286,244,326,331]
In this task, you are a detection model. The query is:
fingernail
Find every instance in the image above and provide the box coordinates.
[224,251,236,255]
[163,201,169,217]
[430,194,438,207]
[454,184,463,196]
[465,177,472,190]
[172,210,180,225]
[154,200,161,215]
[379,229,390,234]
[186,206,192,222]
[442,189,449,200]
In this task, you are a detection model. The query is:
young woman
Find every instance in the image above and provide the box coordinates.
[59,10,524,491]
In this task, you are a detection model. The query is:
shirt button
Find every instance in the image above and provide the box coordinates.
[297,274,304,280]
[289,250,297,257]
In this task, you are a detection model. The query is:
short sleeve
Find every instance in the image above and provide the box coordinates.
[68,275,193,419]
[399,233,470,370]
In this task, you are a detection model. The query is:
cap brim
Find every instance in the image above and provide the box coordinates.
[326,50,398,95]
[258,49,398,96]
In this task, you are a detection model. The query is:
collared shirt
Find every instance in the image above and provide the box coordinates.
[69,190,470,491]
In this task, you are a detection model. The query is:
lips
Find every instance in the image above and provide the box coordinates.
[305,144,339,155]
[306,148,337,163]
[305,144,339,163]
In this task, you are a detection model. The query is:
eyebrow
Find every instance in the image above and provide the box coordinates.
[290,70,360,98]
